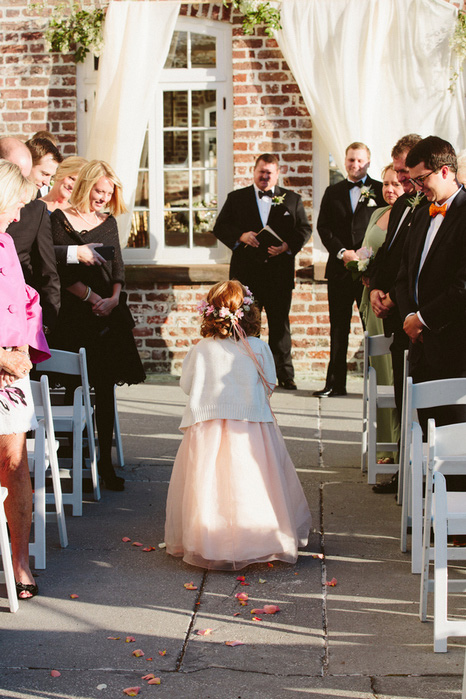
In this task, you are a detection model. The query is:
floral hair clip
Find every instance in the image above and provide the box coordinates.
[197,286,254,324]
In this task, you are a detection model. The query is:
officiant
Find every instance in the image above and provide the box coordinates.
[213,153,311,390]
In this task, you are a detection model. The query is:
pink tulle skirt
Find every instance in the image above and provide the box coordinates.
[164,419,311,571]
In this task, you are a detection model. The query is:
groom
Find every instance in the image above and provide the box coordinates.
[213,153,311,389]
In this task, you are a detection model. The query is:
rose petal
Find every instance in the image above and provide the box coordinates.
[252,616,262,621]
[239,600,248,606]
[107,636,121,640]
[126,636,136,643]
[225,640,245,646]
[325,577,337,587]
[236,575,245,581]
[51,670,61,677]
[240,582,250,586]
[258,578,266,584]
[196,628,213,636]
[184,582,198,590]
[148,678,161,685]
[122,537,131,543]
[146,657,153,661]
[132,649,145,657]
[233,612,241,617]
[251,608,265,614]
[132,542,143,547]
[263,604,280,614]
[141,673,155,680]
[267,562,274,568]
[142,548,153,552]
[123,688,140,696]
[69,594,79,599]
[235,592,248,601]
[312,553,324,559]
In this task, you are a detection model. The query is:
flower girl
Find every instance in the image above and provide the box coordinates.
[164,280,311,570]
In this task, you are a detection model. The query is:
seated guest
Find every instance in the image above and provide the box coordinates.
[358,164,403,463]
[0,159,50,599]
[50,160,146,491]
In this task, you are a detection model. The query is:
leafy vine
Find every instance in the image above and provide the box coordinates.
[33,2,105,63]
[224,1,282,37]
[449,9,466,93]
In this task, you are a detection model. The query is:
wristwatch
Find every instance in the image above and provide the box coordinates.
[337,248,346,260]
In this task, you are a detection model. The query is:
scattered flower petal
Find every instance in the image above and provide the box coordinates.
[252,616,262,621]
[240,601,248,606]
[158,542,166,549]
[132,649,145,657]
[141,674,155,681]
[251,608,265,614]
[236,575,245,581]
[132,542,143,547]
[126,636,136,643]
[312,553,324,559]
[51,670,61,677]
[240,582,250,586]
[225,640,245,646]
[122,537,131,543]
[142,547,155,552]
[158,650,167,656]
[123,688,140,696]
[196,628,213,636]
[97,684,107,690]
[148,678,161,685]
[263,604,280,614]
[107,636,121,640]
[267,563,274,568]
[69,594,79,599]
[325,578,337,587]
[258,578,266,584]
[233,612,241,616]
[184,582,198,590]
[146,657,153,661]
[235,592,248,601]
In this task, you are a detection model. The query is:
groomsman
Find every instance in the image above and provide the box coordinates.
[213,153,311,389]
[396,136,466,431]
[314,142,384,397]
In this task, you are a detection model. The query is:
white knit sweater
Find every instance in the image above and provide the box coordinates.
[179,336,276,429]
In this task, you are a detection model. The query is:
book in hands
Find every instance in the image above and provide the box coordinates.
[252,225,284,262]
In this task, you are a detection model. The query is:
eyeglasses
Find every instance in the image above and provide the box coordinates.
[409,167,444,188]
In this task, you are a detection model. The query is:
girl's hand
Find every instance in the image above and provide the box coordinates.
[92,296,118,317]
[0,348,32,380]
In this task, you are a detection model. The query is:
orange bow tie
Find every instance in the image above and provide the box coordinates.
[429,203,447,218]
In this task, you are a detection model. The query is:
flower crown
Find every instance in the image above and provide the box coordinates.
[197,286,255,324]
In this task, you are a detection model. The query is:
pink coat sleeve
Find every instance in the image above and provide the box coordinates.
[24,284,51,364]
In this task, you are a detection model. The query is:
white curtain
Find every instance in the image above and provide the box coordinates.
[86,0,181,244]
[277,0,466,176]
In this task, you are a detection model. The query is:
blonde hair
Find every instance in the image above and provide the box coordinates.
[0,159,35,213]
[381,163,396,179]
[200,280,261,339]
[55,156,88,183]
[70,160,128,216]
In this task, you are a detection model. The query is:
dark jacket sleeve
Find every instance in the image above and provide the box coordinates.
[54,245,69,265]
[32,208,61,330]
[317,185,345,257]
[213,191,245,250]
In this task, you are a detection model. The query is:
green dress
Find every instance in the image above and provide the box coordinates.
[360,206,400,459]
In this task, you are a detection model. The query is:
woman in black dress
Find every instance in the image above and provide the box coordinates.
[50,160,145,491]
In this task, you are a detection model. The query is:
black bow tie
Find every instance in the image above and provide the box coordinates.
[348,180,363,189]
[258,189,274,199]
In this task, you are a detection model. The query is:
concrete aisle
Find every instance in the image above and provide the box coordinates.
[0,379,465,699]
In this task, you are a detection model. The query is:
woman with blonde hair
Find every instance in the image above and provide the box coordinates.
[50,160,145,491]
[0,160,50,599]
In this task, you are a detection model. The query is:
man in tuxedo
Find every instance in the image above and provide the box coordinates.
[314,142,384,397]
[396,136,466,431]
[213,153,311,389]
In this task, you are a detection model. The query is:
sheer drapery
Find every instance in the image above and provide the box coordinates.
[86,0,181,244]
[277,0,466,175]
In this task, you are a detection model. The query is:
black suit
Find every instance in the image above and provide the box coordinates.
[213,185,311,381]
[396,186,466,428]
[317,176,384,391]
[370,192,429,415]
[8,199,61,331]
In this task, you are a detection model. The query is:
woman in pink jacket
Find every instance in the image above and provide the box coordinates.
[0,160,50,599]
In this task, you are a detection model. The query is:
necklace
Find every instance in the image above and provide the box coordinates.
[73,208,100,227]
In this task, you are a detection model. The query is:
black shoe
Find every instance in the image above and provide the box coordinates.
[16,582,39,599]
[278,379,297,390]
[328,389,347,397]
[98,460,125,491]
[372,473,398,494]
[313,387,347,397]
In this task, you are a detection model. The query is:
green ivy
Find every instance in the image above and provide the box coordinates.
[449,10,466,93]
[224,1,282,37]
[33,2,105,64]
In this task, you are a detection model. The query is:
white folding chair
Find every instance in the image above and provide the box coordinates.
[0,485,19,613]
[30,375,68,549]
[26,422,46,569]
[36,347,100,516]
[113,385,124,468]
[400,377,466,571]
[360,332,398,483]
[420,451,466,652]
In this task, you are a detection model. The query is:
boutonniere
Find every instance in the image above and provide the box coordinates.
[272,193,286,206]
[407,191,425,210]
[359,185,377,207]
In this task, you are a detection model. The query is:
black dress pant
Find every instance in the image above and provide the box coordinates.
[325,273,363,391]
[255,285,294,382]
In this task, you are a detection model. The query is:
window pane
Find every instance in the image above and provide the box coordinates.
[164,170,189,207]
[165,209,189,247]
[164,91,188,128]
[193,209,217,248]
[164,31,187,69]
[134,171,149,208]
[192,90,216,126]
[192,130,216,168]
[128,211,149,249]
[191,33,216,67]
[192,169,217,206]
[164,131,188,167]
[139,131,149,168]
